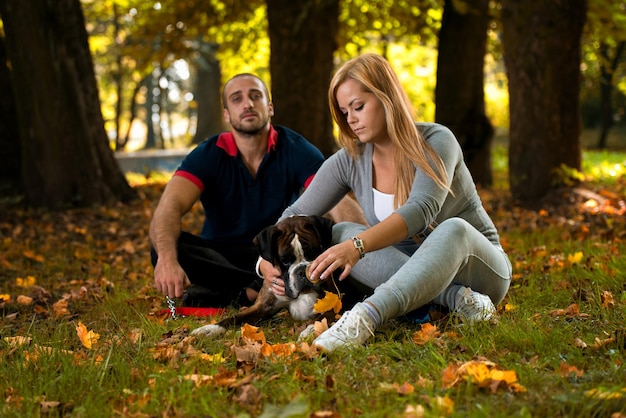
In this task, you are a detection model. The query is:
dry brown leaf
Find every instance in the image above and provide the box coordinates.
[412,323,441,345]
[314,318,329,337]
[232,383,262,411]
[558,362,584,378]
[573,337,588,349]
[601,290,615,308]
[404,404,426,418]
[183,374,213,387]
[380,382,415,395]
[241,323,266,345]
[311,411,341,418]
[548,303,589,318]
[16,295,33,305]
[52,299,71,317]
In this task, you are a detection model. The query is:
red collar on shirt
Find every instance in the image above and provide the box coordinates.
[216,125,278,157]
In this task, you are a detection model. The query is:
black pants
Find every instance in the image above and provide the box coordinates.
[151,232,263,307]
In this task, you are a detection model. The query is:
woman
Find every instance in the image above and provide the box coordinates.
[271,53,512,352]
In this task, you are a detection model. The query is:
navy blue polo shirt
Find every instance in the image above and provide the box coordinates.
[175,125,324,246]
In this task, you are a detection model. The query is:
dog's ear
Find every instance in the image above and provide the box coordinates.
[253,225,277,262]
[311,215,335,248]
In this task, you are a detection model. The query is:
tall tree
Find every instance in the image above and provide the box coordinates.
[501,0,587,206]
[192,41,225,144]
[584,0,626,149]
[0,0,136,208]
[266,0,339,157]
[0,33,20,195]
[435,0,494,187]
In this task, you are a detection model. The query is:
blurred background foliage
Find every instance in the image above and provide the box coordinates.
[78,0,625,152]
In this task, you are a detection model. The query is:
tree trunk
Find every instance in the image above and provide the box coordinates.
[597,40,625,149]
[266,0,339,157]
[192,46,225,144]
[0,33,21,195]
[144,72,158,149]
[435,0,494,187]
[502,0,587,206]
[0,0,135,208]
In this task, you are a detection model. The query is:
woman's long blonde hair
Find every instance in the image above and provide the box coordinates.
[328,53,449,207]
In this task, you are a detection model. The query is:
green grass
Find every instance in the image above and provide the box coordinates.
[1,150,626,417]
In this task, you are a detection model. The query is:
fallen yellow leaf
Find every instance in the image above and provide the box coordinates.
[314,291,342,314]
[76,321,99,349]
[567,251,584,264]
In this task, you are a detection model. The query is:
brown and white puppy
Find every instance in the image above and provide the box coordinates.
[191,215,357,338]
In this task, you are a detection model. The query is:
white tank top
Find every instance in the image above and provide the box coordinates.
[373,188,394,221]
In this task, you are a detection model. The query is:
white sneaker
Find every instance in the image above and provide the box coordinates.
[313,303,376,352]
[454,287,496,324]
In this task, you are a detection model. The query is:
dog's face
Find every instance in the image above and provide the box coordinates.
[253,215,334,298]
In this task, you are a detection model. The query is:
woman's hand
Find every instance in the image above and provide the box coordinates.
[307,240,360,282]
[259,258,285,296]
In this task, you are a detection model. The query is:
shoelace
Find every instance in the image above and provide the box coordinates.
[335,312,375,340]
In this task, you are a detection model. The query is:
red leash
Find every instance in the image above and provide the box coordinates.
[161,296,226,318]
[158,306,226,318]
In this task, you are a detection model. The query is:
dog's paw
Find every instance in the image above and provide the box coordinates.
[297,324,317,341]
[190,324,226,338]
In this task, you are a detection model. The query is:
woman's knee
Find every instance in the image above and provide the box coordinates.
[332,221,367,243]
[434,218,473,241]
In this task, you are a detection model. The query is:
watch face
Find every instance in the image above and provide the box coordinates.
[352,237,365,258]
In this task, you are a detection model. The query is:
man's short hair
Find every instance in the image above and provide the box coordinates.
[222,73,271,109]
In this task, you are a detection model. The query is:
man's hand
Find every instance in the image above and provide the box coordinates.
[154,258,191,298]
[258,258,285,296]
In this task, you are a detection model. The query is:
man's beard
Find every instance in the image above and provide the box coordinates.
[231,115,270,136]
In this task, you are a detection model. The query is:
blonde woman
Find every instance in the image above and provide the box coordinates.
[267,53,512,352]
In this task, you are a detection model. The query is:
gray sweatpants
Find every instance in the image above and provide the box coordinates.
[333,218,512,322]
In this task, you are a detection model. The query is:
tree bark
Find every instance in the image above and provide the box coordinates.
[0,0,136,208]
[0,33,21,195]
[266,0,339,157]
[597,40,625,149]
[192,45,225,144]
[502,0,587,206]
[435,0,494,187]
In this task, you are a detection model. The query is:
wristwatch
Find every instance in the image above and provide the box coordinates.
[351,236,366,259]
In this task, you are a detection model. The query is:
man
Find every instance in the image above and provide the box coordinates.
[150,73,362,307]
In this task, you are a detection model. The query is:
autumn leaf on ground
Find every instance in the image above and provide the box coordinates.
[412,323,441,345]
[548,303,589,318]
[404,404,426,418]
[16,295,33,305]
[76,321,99,349]
[313,318,329,336]
[52,299,71,317]
[404,395,454,417]
[601,290,614,309]
[313,291,342,314]
[199,353,225,364]
[591,328,626,349]
[585,387,626,400]
[0,293,11,303]
[379,381,415,395]
[22,251,44,262]
[441,359,526,393]
[183,374,213,387]
[16,275,36,287]
[558,362,584,378]
[567,251,584,264]
[241,323,266,345]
